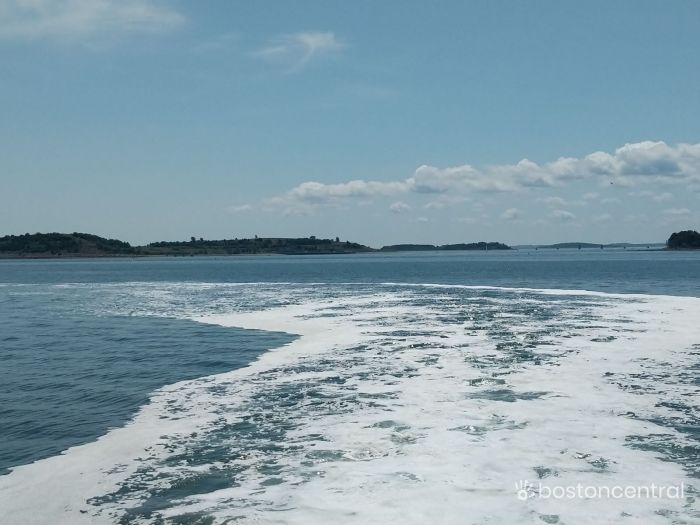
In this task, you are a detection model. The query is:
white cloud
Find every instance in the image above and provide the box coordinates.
[456,217,476,224]
[423,194,470,209]
[610,141,682,176]
[662,208,691,217]
[585,141,700,186]
[259,141,700,214]
[582,192,599,201]
[0,0,185,40]
[228,204,253,213]
[409,163,520,193]
[389,201,410,213]
[253,31,343,69]
[285,180,404,202]
[652,192,674,202]
[551,209,576,222]
[500,208,519,221]
[540,196,568,208]
[592,213,612,223]
[263,179,404,215]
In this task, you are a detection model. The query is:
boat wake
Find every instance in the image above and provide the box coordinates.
[1,283,698,524]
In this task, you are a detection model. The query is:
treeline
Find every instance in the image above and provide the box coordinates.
[667,230,700,249]
[0,232,133,256]
[146,236,373,255]
[0,233,520,258]
[380,242,511,251]
[4,230,698,256]
[0,233,373,257]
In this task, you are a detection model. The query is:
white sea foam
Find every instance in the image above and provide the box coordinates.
[1,284,699,524]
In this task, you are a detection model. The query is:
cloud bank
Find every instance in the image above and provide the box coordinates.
[265,141,700,213]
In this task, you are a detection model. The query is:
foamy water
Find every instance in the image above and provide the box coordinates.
[1,283,699,524]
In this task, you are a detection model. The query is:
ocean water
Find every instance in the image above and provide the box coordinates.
[0,250,699,524]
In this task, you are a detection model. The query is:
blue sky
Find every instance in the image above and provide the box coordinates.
[1,0,699,246]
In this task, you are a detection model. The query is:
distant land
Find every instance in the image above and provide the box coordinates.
[0,233,135,258]
[514,230,699,250]
[381,242,511,251]
[666,230,700,249]
[1,230,697,258]
[0,233,371,258]
[513,242,665,250]
[0,233,511,258]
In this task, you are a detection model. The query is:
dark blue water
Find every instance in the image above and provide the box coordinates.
[1,250,698,477]
[1,249,699,295]
[0,288,294,474]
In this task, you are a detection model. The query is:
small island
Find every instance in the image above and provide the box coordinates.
[380,242,511,251]
[0,232,513,258]
[145,236,374,256]
[667,230,700,249]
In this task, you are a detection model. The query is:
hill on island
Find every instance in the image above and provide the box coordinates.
[0,232,134,257]
[667,230,700,249]
[0,233,373,257]
[380,242,511,251]
[145,236,373,255]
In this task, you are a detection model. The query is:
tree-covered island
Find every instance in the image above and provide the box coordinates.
[0,233,516,258]
[666,230,700,249]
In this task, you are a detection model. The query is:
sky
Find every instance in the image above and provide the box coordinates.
[1,0,699,247]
